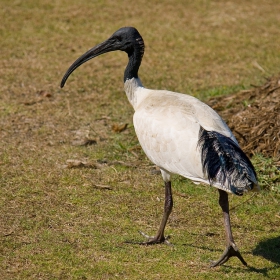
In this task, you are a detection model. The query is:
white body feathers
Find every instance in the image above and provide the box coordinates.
[125,78,259,194]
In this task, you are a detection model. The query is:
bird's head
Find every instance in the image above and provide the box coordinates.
[60,27,144,88]
[110,27,143,54]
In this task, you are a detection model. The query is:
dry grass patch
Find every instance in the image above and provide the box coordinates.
[208,75,280,160]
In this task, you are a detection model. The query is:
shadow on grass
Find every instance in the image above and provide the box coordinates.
[252,236,280,264]
[182,238,280,276]
[182,233,280,265]
[224,236,280,276]
[223,262,279,278]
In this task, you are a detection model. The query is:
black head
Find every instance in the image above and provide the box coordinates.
[60,27,144,88]
[110,27,143,54]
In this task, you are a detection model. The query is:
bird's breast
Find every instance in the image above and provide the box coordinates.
[133,101,204,179]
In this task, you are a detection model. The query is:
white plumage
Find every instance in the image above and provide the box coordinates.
[61,27,259,267]
[125,77,240,192]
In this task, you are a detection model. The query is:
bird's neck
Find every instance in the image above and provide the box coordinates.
[123,37,145,109]
[124,77,144,109]
[124,38,144,82]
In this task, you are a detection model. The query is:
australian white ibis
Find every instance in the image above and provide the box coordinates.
[61,27,260,267]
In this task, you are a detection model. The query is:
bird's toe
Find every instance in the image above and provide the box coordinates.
[210,245,247,267]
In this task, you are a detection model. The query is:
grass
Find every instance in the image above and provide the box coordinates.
[1,0,280,279]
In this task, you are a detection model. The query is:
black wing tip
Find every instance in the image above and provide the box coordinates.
[231,186,244,196]
[198,126,258,193]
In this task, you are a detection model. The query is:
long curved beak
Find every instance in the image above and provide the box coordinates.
[60,38,117,88]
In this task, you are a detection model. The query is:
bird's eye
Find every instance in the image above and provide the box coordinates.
[115,36,122,42]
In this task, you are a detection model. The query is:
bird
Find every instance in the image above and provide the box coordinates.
[60,27,260,267]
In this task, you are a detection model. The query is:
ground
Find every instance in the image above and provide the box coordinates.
[0,0,279,279]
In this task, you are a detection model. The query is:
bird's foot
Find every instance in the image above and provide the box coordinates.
[125,231,172,246]
[210,244,247,267]
[138,231,173,246]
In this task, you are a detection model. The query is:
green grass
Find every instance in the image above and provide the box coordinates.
[1,0,280,279]
[194,85,247,100]
[252,155,280,192]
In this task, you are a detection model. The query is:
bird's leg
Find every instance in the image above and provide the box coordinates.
[139,181,173,245]
[210,189,247,267]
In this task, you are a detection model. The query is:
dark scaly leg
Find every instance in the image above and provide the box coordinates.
[139,181,173,245]
[210,189,247,267]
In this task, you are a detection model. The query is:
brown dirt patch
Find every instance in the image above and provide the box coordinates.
[208,75,280,160]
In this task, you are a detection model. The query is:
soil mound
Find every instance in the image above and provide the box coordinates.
[208,75,280,159]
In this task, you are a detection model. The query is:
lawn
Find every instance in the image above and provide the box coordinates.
[0,0,279,279]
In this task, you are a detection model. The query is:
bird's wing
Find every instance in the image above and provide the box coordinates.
[135,90,237,140]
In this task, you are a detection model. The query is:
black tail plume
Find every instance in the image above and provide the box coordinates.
[198,126,258,195]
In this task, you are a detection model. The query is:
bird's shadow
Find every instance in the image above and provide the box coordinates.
[125,233,280,276]
[224,238,280,277]
[252,236,280,264]
[180,235,280,275]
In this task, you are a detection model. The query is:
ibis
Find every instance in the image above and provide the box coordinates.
[61,27,259,267]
